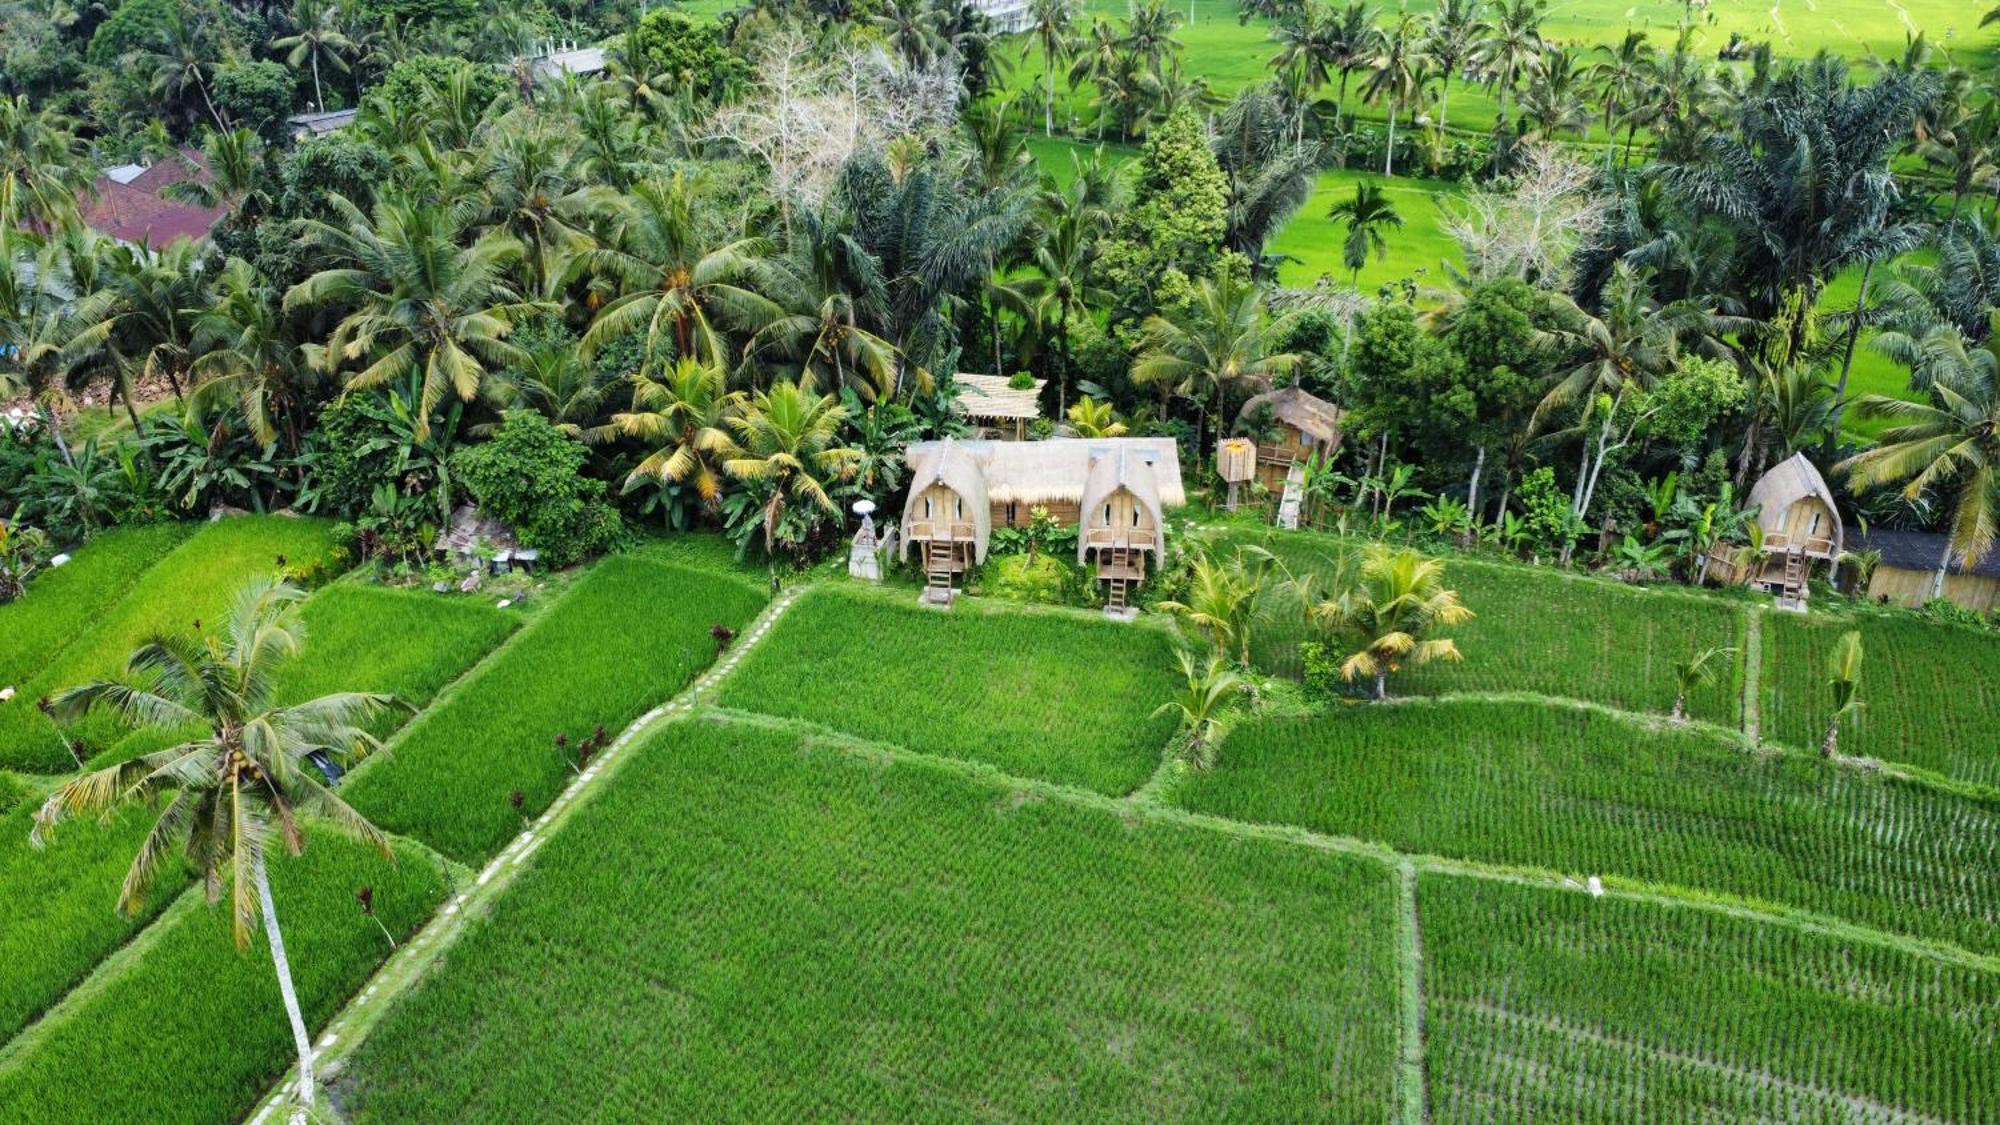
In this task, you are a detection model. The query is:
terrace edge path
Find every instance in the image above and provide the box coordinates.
[247,586,802,1125]
[1394,860,1427,1125]
[1742,606,1766,744]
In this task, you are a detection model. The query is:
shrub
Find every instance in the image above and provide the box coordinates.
[364,54,506,120]
[451,412,624,568]
[210,61,292,140]
[627,10,746,103]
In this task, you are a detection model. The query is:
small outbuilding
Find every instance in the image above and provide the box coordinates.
[1233,385,1344,494]
[1844,527,2000,612]
[950,374,1045,440]
[1707,452,1844,606]
[900,437,1183,609]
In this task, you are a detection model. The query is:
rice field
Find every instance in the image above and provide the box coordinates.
[341,554,768,864]
[1175,698,2000,953]
[0,582,515,1049]
[337,716,1402,1122]
[1419,875,2000,1122]
[1221,530,1744,723]
[0,517,341,772]
[1761,609,2000,788]
[0,828,448,1125]
[714,587,1184,795]
[0,522,190,690]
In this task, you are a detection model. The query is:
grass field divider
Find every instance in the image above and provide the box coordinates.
[1394,860,1426,1125]
[1742,605,1766,744]
[244,586,804,1125]
[695,707,2000,976]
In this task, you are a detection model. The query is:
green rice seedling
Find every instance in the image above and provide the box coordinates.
[342,556,767,864]
[0,522,189,689]
[0,517,340,772]
[1221,529,1742,722]
[1176,698,2000,953]
[1419,874,2000,1122]
[0,827,447,1125]
[1763,609,2000,786]
[340,717,1401,1122]
[715,587,1183,794]
[0,773,25,816]
[0,583,512,1044]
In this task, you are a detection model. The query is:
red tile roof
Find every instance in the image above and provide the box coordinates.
[79,148,227,248]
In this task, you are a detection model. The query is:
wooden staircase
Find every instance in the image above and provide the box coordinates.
[922,538,957,605]
[1101,545,1134,616]
[1775,547,1809,612]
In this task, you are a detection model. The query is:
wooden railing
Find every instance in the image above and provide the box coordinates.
[1082,527,1159,552]
[1764,531,1837,558]
[904,520,976,542]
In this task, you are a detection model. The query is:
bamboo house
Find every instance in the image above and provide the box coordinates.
[899,437,1185,610]
[1233,385,1345,493]
[1707,452,1844,606]
[950,374,1045,441]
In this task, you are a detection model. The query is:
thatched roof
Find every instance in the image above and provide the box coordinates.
[1236,385,1344,447]
[905,438,1186,508]
[1748,453,1842,546]
[1075,445,1169,563]
[1847,527,2000,579]
[951,374,1045,421]
[899,440,994,563]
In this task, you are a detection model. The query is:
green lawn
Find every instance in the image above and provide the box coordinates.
[1762,608,2000,787]
[715,585,1184,794]
[1420,874,2000,1122]
[339,716,1402,1122]
[342,551,768,864]
[0,516,342,772]
[0,827,448,1125]
[1176,698,2000,953]
[1217,528,1745,723]
[0,582,515,1048]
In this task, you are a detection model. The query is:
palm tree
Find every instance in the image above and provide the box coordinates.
[0,94,92,226]
[1589,31,1651,171]
[285,196,541,438]
[1017,182,1113,415]
[1121,0,1183,77]
[722,379,860,554]
[64,240,209,423]
[577,173,785,373]
[1157,545,1277,667]
[1213,87,1321,273]
[1470,0,1545,125]
[1327,1,1380,128]
[1821,629,1863,758]
[1363,11,1423,175]
[1152,649,1246,768]
[1918,101,2000,222]
[1313,543,1473,700]
[1519,45,1590,141]
[190,258,313,450]
[1421,0,1480,142]
[131,8,228,131]
[872,0,953,67]
[1839,373,2000,598]
[1669,644,1734,723]
[31,580,403,1124]
[1270,2,1342,99]
[1131,270,1301,455]
[161,128,270,213]
[1327,181,1404,288]
[753,209,900,402]
[1067,395,1128,436]
[601,357,743,513]
[272,0,357,113]
[1067,18,1125,140]
[466,129,600,296]
[1029,0,1078,136]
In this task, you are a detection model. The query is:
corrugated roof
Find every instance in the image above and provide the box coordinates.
[951,374,1045,421]
[79,147,226,247]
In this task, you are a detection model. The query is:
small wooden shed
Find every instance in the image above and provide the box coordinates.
[900,437,1184,608]
[951,374,1045,440]
[1708,452,1843,605]
[1846,527,2000,612]
[1234,385,1344,493]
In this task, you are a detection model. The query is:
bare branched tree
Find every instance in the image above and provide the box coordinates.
[1439,142,1613,291]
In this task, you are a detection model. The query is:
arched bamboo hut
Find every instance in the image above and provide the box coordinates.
[1234,385,1345,493]
[1708,452,1844,607]
[899,442,991,596]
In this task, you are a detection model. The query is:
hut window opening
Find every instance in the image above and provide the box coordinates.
[1809,511,1823,535]
[923,496,932,519]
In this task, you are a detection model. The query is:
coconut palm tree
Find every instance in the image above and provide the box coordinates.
[272,0,357,114]
[1519,45,1591,141]
[1157,545,1278,667]
[1327,1,1380,127]
[1839,371,2000,598]
[1067,395,1128,436]
[1270,2,1343,99]
[601,356,743,513]
[1212,87,1321,274]
[752,208,900,402]
[64,240,209,422]
[464,128,601,296]
[1152,649,1246,768]
[723,379,860,554]
[1362,11,1422,175]
[577,173,785,374]
[1470,0,1545,125]
[0,94,92,226]
[1421,0,1480,142]
[31,579,403,1125]
[1120,0,1182,78]
[190,258,313,450]
[1131,270,1301,455]
[130,8,228,131]
[1918,100,2000,222]
[1067,17,1125,140]
[1312,543,1472,700]
[1821,629,1863,758]
[286,195,541,438]
[1589,31,1651,171]
[1326,180,1404,288]
[1669,644,1734,723]
[1015,192,1113,416]
[1029,0,1078,136]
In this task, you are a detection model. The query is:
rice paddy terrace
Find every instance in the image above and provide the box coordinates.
[2,516,1996,1122]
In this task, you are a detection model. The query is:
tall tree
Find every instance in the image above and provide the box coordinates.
[32,580,403,1125]
[272,0,357,114]
[1421,0,1480,142]
[1029,0,1078,136]
[1312,543,1473,700]
[1362,11,1423,175]
[1840,371,2000,598]
[190,258,313,450]
[1131,268,1301,454]
[602,356,743,513]
[1470,0,1545,125]
[722,379,860,554]
[1326,180,1404,287]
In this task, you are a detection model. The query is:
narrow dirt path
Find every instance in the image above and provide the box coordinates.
[1741,606,1766,745]
[246,587,803,1124]
[1395,860,1427,1125]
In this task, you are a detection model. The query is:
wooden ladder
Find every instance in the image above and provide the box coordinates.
[926,539,954,593]
[1276,462,1305,529]
[1103,546,1130,612]
[1783,548,1807,596]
